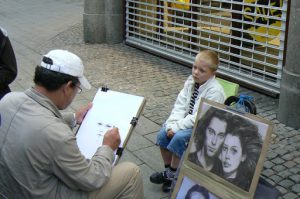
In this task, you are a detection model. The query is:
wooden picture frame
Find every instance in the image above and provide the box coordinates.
[173,170,220,199]
[171,98,272,199]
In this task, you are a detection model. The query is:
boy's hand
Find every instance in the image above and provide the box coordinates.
[167,129,175,138]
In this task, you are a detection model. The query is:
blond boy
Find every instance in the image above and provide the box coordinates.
[150,50,225,192]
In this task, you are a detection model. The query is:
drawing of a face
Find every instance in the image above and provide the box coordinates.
[188,192,207,199]
[221,134,246,178]
[204,117,227,158]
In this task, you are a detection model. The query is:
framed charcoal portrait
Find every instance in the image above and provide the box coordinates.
[171,172,220,199]
[178,98,272,199]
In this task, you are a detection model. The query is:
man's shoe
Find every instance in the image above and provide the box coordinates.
[162,179,172,193]
[150,171,169,184]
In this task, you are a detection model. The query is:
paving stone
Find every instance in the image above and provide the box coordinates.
[287,137,297,144]
[278,135,288,142]
[267,151,279,159]
[284,132,296,138]
[270,175,283,183]
[291,184,300,193]
[278,179,294,189]
[289,175,300,183]
[290,167,300,174]
[272,119,280,124]
[69,99,91,111]
[282,192,298,199]
[272,157,286,165]
[264,160,275,169]
[127,132,153,152]
[144,132,158,144]
[265,114,277,120]
[139,164,169,199]
[262,168,275,176]
[295,135,300,141]
[290,130,299,135]
[291,142,300,150]
[285,145,296,152]
[284,161,297,168]
[134,116,161,135]
[118,149,143,165]
[278,170,292,179]
[274,148,289,156]
[286,126,295,131]
[133,146,164,172]
[269,144,280,150]
[291,151,300,158]
[155,118,167,125]
[273,165,286,172]
[294,157,300,164]
[282,154,294,161]
[277,123,286,128]
[276,186,287,194]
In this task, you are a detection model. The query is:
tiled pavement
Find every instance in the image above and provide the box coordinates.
[1,0,300,198]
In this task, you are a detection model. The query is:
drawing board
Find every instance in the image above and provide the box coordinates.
[76,89,145,163]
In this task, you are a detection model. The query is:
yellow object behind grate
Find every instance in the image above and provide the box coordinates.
[171,0,190,10]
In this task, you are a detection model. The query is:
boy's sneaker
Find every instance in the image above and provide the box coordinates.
[150,171,169,184]
[162,179,172,193]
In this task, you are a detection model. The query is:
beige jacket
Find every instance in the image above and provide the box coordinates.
[0,88,114,199]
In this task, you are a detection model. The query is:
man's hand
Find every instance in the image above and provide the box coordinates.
[102,128,121,151]
[167,129,175,138]
[75,102,93,124]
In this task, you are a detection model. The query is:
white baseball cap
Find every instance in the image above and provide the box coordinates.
[41,49,91,89]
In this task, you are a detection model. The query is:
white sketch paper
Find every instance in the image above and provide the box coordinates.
[76,89,145,160]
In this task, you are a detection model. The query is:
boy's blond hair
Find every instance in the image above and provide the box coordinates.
[195,50,219,72]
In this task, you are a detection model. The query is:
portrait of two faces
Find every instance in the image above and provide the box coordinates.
[171,99,272,199]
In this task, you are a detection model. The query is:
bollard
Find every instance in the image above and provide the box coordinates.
[105,0,124,44]
[278,0,300,129]
[83,0,105,43]
[83,0,124,44]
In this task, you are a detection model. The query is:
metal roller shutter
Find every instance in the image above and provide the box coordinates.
[125,0,287,94]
